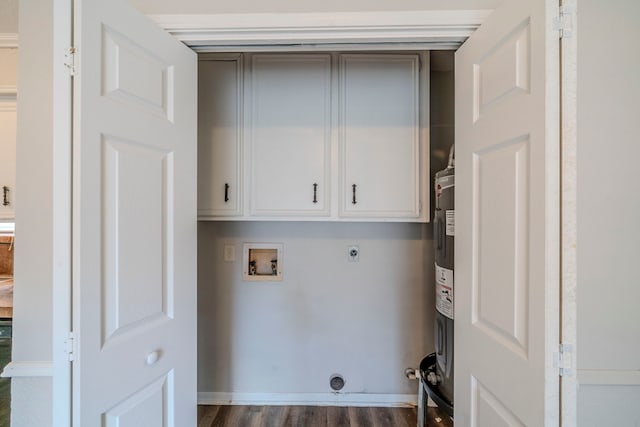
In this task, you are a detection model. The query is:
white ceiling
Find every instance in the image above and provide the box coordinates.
[0,0,502,36]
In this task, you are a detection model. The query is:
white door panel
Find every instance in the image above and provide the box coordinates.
[455,0,559,425]
[73,0,197,425]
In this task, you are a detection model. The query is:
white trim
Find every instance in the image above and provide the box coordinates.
[1,361,54,378]
[0,33,18,48]
[578,370,640,386]
[198,392,417,407]
[52,0,73,426]
[560,0,578,425]
[149,10,491,50]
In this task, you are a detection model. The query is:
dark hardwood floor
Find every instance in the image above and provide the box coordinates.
[197,405,453,427]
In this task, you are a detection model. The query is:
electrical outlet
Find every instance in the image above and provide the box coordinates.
[348,245,359,262]
[223,244,235,262]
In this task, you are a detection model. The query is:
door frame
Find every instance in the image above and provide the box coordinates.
[52,0,73,426]
[51,4,576,425]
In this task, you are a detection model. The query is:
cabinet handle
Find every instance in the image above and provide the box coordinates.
[352,184,357,205]
[224,183,230,203]
[2,186,9,206]
[313,183,318,204]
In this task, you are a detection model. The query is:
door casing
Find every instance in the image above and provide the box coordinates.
[50,4,575,425]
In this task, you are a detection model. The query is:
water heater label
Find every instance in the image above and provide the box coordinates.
[435,264,454,319]
[445,210,455,236]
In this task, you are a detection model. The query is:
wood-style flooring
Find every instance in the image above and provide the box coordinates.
[198,405,454,427]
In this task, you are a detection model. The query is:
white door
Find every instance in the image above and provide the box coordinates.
[455,0,560,425]
[72,0,197,425]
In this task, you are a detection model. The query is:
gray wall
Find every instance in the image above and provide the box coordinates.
[11,0,54,425]
[576,0,640,425]
[429,51,455,209]
[198,222,433,396]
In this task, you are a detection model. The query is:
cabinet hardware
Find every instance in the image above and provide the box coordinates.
[352,184,357,204]
[313,183,318,204]
[2,186,9,206]
[224,183,230,203]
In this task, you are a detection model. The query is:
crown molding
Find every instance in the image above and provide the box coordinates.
[0,33,18,48]
[149,10,490,51]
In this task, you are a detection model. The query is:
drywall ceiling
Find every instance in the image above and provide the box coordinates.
[129,0,501,15]
[0,0,502,35]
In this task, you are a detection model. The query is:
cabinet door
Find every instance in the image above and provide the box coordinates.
[339,54,421,219]
[198,56,243,217]
[0,102,16,220]
[248,54,332,217]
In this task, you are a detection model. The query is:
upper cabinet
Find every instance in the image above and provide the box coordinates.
[248,54,332,217]
[198,55,243,217]
[197,52,429,222]
[339,54,423,219]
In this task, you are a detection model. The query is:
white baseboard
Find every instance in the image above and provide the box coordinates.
[1,361,54,378]
[198,392,417,407]
[578,369,640,386]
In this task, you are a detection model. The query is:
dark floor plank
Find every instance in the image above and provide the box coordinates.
[234,405,264,426]
[348,406,373,427]
[197,405,221,427]
[210,404,233,427]
[282,405,304,426]
[198,404,422,427]
[370,406,395,427]
[326,406,350,426]
[261,405,284,427]
[389,406,417,427]
[299,406,327,427]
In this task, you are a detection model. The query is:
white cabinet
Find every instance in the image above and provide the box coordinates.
[247,54,332,217]
[197,52,429,222]
[339,54,423,220]
[198,55,243,218]
[0,100,16,221]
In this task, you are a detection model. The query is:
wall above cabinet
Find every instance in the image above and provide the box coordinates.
[198,52,430,223]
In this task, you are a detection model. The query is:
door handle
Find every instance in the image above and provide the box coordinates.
[146,350,161,366]
[313,183,318,204]
[352,184,357,205]
[2,186,9,206]
[224,183,230,203]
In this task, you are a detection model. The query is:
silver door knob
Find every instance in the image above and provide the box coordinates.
[146,350,161,366]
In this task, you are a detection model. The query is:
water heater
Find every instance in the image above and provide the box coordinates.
[433,145,455,404]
